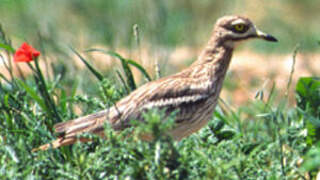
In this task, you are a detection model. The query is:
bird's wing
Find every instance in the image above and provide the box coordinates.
[111,74,211,127]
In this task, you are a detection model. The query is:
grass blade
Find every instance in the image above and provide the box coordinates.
[127,59,152,82]
[115,69,129,94]
[0,42,15,53]
[16,79,48,113]
[70,47,104,81]
[86,48,136,91]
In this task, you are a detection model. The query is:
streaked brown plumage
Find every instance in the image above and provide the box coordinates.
[33,15,277,151]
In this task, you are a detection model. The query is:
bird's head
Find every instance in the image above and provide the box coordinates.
[213,15,278,47]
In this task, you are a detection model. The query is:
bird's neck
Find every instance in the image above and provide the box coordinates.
[191,35,234,77]
[187,36,234,95]
[193,34,234,66]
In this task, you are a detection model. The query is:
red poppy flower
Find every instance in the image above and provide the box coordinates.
[13,42,40,63]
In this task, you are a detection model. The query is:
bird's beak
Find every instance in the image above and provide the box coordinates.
[255,29,278,42]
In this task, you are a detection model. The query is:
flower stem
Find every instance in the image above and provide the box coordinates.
[33,58,61,123]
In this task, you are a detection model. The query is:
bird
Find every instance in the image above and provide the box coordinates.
[33,15,277,151]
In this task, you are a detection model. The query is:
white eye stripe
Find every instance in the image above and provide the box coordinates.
[231,19,246,26]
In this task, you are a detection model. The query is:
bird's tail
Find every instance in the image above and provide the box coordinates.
[32,109,111,152]
[31,137,92,152]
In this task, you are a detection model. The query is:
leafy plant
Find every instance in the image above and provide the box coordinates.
[296,77,320,116]
[296,77,320,145]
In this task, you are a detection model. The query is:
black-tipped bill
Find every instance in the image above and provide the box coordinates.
[263,34,278,42]
[256,29,278,42]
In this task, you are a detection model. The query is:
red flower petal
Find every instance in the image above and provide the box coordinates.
[13,50,32,63]
[13,42,40,63]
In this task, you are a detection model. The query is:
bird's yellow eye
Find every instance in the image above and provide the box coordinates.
[232,24,248,33]
[235,24,244,31]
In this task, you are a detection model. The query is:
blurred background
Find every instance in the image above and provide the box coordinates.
[1,0,320,106]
